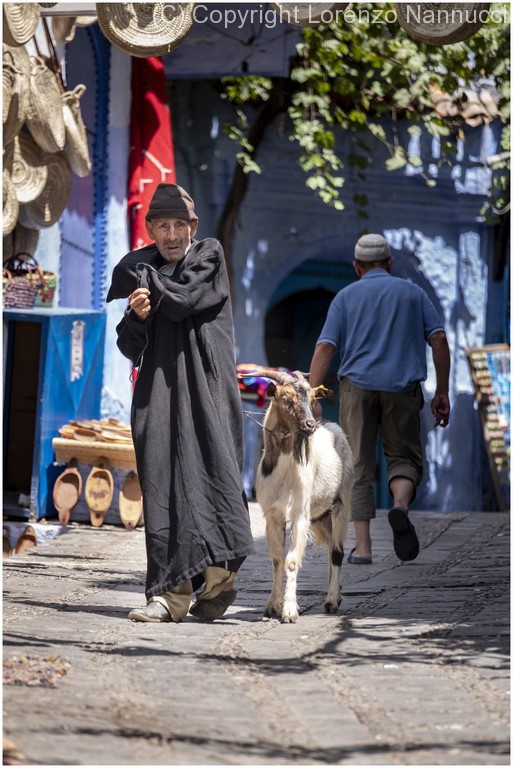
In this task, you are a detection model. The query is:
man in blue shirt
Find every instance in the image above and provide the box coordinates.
[309,234,450,564]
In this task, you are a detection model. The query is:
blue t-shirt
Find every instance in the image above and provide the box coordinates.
[317,269,445,392]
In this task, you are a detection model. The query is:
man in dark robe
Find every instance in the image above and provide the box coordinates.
[107,183,255,622]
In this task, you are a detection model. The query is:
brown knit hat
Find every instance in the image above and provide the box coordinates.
[145,183,198,222]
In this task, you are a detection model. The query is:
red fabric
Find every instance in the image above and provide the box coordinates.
[128,57,176,251]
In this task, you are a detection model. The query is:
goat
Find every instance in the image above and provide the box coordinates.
[244,369,354,623]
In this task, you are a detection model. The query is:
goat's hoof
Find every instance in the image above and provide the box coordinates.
[324,601,339,614]
[281,604,299,623]
[264,601,281,619]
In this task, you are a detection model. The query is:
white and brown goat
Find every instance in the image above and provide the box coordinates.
[250,370,354,623]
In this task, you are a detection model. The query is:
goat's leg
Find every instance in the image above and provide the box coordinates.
[325,498,349,614]
[282,505,310,623]
[264,510,286,618]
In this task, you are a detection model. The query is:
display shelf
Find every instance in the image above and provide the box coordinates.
[465,344,510,512]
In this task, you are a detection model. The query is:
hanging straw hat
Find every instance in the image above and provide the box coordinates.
[96,3,194,58]
[3,170,19,236]
[3,44,31,145]
[272,3,349,26]
[18,151,72,228]
[396,3,491,45]
[4,134,49,204]
[3,3,40,47]
[51,16,78,44]
[62,84,91,177]
[51,14,97,43]
[25,56,66,153]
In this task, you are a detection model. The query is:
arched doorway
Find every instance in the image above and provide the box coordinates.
[265,286,340,423]
[265,259,355,423]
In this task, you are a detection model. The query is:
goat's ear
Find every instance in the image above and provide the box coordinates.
[266,382,277,398]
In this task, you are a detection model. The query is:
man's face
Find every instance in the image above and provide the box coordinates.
[146,217,198,263]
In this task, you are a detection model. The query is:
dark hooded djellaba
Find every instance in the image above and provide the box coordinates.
[107,183,255,623]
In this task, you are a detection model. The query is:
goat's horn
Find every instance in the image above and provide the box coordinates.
[238,368,293,385]
[291,370,310,380]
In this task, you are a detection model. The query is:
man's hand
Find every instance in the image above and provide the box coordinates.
[431,392,450,428]
[129,288,151,321]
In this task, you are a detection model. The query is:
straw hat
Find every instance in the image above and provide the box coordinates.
[25,57,66,153]
[3,3,40,47]
[96,3,194,58]
[4,134,49,204]
[3,170,19,236]
[51,14,97,44]
[62,85,91,177]
[396,3,491,45]
[272,3,349,26]
[3,44,31,145]
[18,151,72,228]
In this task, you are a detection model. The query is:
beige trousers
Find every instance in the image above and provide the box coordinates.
[339,377,424,522]
[150,566,235,623]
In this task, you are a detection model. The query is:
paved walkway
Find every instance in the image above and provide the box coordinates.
[3,505,510,766]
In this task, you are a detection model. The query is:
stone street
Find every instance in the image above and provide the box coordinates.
[3,504,510,766]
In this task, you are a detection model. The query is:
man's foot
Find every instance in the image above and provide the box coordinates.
[128,600,172,622]
[347,548,372,564]
[388,506,419,561]
[189,589,237,620]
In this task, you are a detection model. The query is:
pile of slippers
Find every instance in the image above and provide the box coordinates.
[58,418,133,444]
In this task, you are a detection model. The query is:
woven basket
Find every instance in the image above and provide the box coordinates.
[3,170,19,235]
[25,57,66,153]
[3,45,31,144]
[272,2,349,25]
[2,256,43,309]
[4,133,49,204]
[53,437,137,470]
[18,151,72,228]
[96,3,194,58]
[396,3,491,45]
[62,85,91,177]
[3,3,40,46]
[12,253,55,307]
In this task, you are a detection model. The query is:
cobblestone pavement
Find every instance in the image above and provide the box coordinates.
[3,505,510,766]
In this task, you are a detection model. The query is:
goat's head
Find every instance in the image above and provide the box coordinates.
[244,369,331,437]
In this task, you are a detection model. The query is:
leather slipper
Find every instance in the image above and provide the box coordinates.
[347,547,372,564]
[85,458,114,527]
[53,459,82,525]
[189,589,237,620]
[118,471,143,529]
[388,506,419,561]
[12,525,37,555]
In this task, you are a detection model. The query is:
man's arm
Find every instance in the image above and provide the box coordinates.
[309,342,336,419]
[309,342,336,387]
[429,331,450,428]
